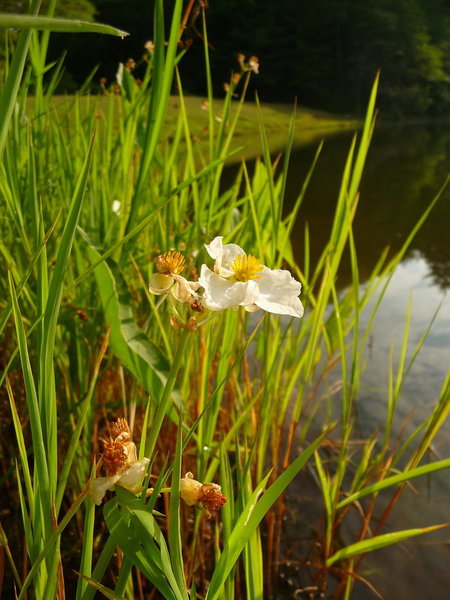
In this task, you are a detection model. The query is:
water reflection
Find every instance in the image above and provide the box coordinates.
[288,126,450,599]
[276,258,449,599]
[357,256,450,599]
[286,123,450,291]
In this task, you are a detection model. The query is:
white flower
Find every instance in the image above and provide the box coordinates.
[149,272,199,302]
[116,62,124,88]
[198,237,304,318]
[112,200,121,215]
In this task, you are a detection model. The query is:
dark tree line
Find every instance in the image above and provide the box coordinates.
[5,0,450,117]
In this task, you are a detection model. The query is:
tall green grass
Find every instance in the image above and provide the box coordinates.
[1,2,449,599]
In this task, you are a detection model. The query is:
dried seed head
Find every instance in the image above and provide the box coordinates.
[180,472,227,518]
[190,299,204,313]
[198,483,227,517]
[101,418,137,475]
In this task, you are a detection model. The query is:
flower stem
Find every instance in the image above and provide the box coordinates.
[144,327,191,457]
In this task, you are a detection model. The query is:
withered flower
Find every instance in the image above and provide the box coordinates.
[90,418,150,505]
[149,251,200,303]
[248,56,260,74]
[180,472,227,519]
[125,58,136,72]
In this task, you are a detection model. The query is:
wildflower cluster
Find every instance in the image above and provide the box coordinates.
[223,53,260,94]
[149,237,304,322]
[90,419,226,519]
[98,41,154,95]
[237,53,260,75]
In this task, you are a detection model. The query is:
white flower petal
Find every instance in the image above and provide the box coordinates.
[205,236,245,276]
[90,475,120,505]
[172,274,200,302]
[149,273,174,295]
[118,458,150,488]
[255,269,304,317]
[199,266,258,310]
[180,472,202,506]
[201,238,304,318]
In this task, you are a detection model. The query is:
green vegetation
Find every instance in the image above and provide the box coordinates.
[44,93,357,162]
[1,3,449,600]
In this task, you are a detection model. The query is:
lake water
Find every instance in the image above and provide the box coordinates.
[230,123,450,599]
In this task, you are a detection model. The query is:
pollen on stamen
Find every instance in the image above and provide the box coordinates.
[155,251,185,275]
[230,254,264,281]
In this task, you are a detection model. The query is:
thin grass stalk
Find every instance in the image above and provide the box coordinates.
[125,0,183,236]
[145,328,191,458]
[0,0,42,161]
[9,271,52,595]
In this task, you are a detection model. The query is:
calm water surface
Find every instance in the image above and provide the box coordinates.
[291,124,450,599]
[232,124,450,599]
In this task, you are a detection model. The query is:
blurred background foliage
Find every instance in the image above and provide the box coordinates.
[3,0,450,117]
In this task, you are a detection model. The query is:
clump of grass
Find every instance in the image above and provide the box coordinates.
[1,2,449,600]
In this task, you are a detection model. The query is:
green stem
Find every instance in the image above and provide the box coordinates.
[145,327,191,457]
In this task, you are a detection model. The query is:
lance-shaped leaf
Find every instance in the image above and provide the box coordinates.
[0,14,128,37]
[326,524,448,567]
[84,238,180,405]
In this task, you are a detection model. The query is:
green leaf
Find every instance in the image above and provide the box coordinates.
[168,423,188,599]
[0,14,128,37]
[104,495,184,600]
[326,524,448,567]
[76,575,126,600]
[338,458,450,508]
[84,239,178,403]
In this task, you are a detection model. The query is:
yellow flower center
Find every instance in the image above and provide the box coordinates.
[230,254,264,281]
[156,251,185,275]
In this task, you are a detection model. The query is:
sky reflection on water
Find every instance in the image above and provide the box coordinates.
[281,125,450,599]
[359,254,449,428]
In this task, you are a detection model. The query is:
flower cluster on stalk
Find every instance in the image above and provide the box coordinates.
[149,236,304,325]
[90,419,226,519]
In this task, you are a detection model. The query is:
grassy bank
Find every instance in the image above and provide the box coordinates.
[43,93,358,162]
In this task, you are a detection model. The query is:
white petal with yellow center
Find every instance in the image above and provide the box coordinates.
[205,236,246,277]
[199,240,304,317]
[199,265,260,311]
